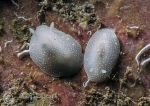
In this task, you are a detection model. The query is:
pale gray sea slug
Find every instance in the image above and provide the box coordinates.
[84,28,120,87]
[17,23,83,77]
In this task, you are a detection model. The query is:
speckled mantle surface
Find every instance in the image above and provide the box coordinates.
[0,0,150,106]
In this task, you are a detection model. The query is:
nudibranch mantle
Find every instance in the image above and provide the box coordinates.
[17,23,83,77]
[84,28,120,87]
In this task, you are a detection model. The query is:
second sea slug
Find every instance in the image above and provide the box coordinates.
[84,28,120,87]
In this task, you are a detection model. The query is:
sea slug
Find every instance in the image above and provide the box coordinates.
[17,23,83,77]
[84,28,120,87]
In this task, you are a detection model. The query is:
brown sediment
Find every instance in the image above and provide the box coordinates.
[0,0,150,105]
[11,18,32,43]
[0,18,4,36]
[0,76,61,106]
[107,0,124,17]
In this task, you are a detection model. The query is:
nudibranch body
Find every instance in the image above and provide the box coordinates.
[17,23,83,77]
[84,28,120,87]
